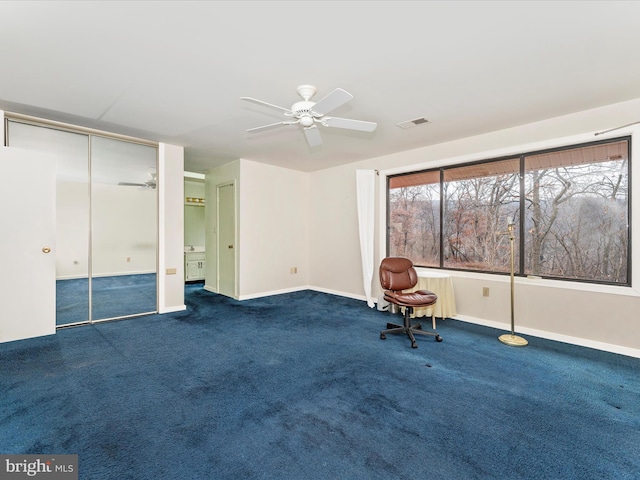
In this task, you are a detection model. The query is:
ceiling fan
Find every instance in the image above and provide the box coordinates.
[241,85,377,147]
[118,172,157,189]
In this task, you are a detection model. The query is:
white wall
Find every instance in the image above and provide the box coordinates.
[91,183,157,277]
[158,142,186,313]
[307,98,640,357]
[238,159,309,299]
[309,166,370,297]
[204,159,309,299]
[185,178,205,199]
[55,180,89,279]
[56,181,156,279]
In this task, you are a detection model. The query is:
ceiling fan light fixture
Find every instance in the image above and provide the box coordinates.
[300,115,314,127]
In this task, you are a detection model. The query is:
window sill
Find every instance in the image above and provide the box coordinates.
[415,267,640,298]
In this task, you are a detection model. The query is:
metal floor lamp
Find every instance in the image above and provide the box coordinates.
[498,217,528,347]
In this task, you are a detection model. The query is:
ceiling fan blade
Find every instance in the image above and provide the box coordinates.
[310,88,353,116]
[322,116,377,132]
[303,125,322,147]
[246,121,298,133]
[240,97,292,115]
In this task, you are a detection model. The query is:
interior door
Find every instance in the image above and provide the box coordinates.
[217,183,236,297]
[0,147,56,342]
[6,120,90,326]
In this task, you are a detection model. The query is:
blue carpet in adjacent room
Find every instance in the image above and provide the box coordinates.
[1,284,639,479]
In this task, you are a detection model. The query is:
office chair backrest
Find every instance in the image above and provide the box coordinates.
[380,257,418,292]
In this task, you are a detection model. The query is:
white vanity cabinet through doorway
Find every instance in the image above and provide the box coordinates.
[185,251,206,281]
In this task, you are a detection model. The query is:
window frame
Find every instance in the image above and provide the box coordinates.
[386,135,632,287]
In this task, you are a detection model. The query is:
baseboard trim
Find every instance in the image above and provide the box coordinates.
[203,285,218,294]
[309,286,368,303]
[193,286,640,358]
[159,305,186,314]
[236,286,369,302]
[237,286,308,301]
[453,314,640,359]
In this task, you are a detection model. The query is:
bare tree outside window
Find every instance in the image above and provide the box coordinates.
[442,159,520,272]
[388,182,440,266]
[387,138,630,286]
[524,144,628,283]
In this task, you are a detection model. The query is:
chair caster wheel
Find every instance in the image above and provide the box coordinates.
[411,341,418,348]
[436,335,443,342]
[380,333,386,340]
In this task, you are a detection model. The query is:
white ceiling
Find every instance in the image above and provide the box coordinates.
[2,1,640,174]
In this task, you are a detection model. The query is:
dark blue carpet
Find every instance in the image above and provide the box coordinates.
[1,285,639,479]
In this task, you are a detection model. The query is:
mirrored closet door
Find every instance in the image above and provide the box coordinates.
[90,135,157,321]
[5,118,158,326]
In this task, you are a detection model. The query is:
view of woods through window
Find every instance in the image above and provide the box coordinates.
[388,138,630,285]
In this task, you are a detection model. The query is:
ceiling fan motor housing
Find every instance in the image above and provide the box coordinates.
[291,101,319,127]
[291,101,317,116]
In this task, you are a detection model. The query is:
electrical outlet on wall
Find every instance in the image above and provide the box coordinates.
[483,287,490,297]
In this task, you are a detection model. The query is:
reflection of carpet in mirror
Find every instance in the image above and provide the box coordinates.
[56,274,157,325]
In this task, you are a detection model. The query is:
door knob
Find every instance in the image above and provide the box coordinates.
[228,245,234,249]
[42,247,51,253]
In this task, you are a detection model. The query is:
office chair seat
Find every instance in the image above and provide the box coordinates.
[379,257,443,348]
[384,289,437,306]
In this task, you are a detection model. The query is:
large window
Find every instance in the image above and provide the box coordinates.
[388,137,630,285]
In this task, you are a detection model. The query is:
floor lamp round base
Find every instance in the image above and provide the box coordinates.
[498,334,528,347]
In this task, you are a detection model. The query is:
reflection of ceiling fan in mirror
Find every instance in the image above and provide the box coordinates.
[118,172,157,189]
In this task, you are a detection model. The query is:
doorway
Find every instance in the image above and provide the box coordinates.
[184,174,206,283]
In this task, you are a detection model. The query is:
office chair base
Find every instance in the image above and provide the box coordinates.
[386,321,422,330]
[380,309,442,348]
[379,330,442,348]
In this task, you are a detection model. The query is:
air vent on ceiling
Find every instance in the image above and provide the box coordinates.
[396,117,431,129]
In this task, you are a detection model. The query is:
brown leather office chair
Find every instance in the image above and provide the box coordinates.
[379,257,443,348]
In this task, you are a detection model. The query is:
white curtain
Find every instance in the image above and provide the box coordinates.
[356,169,376,308]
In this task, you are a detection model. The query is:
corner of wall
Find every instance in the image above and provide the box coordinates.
[158,143,186,313]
